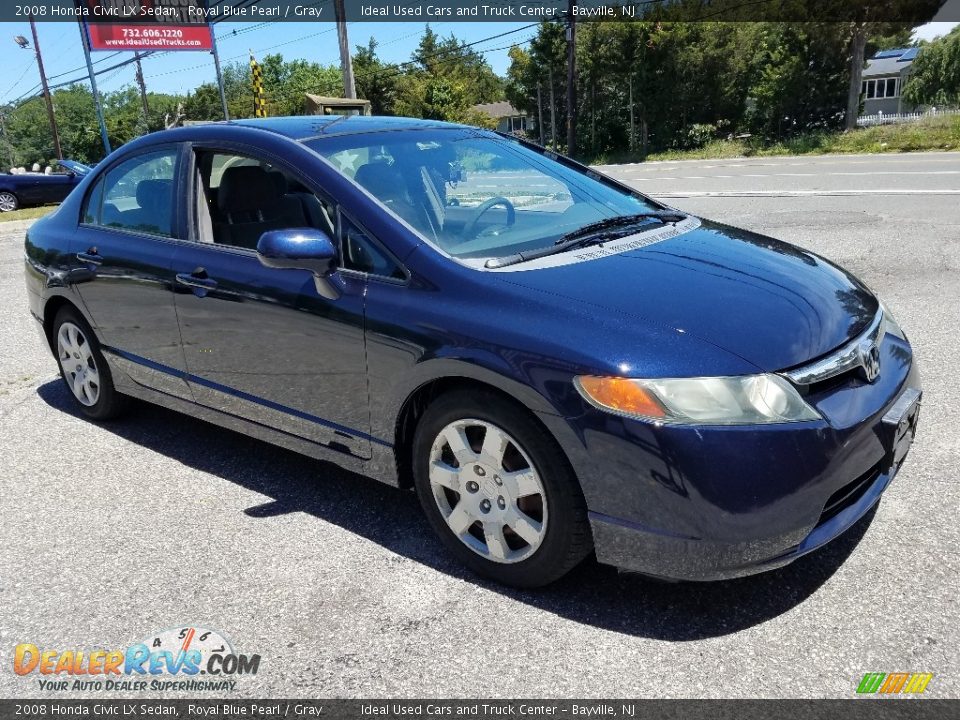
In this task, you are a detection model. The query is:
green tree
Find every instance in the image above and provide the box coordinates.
[183,83,227,122]
[353,38,401,115]
[527,20,566,148]
[903,26,960,107]
[260,53,342,115]
[395,26,505,123]
[745,23,852,139]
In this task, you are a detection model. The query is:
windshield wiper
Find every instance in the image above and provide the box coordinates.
[555,211,688,245]
[485,210,688,269]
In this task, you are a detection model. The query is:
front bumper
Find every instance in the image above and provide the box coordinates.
[560,335,921,581]
[590,454,908,581]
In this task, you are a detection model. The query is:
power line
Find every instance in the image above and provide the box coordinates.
[144,24,346,80]
[7,50,153,106]
[218,0,331,41]
[2,1,269,103]
[348,23,539,88]
[1,57,37,100]
[6,18,536,112]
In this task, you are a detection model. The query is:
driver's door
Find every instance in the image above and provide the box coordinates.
[171,147,374,459]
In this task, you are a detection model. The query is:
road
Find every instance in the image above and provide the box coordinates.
[1,152,958,699]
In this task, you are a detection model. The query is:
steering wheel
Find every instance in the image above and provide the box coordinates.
[462,196,516,239]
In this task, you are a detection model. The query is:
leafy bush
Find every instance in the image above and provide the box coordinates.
[675,123,718,150]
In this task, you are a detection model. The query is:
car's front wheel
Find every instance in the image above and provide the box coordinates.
[53,307,126,420]
[413,389,592,587]
[0,191,19,212]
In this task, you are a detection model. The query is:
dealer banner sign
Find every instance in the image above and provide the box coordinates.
[75,0,213,52]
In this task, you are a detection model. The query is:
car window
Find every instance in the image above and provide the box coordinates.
[82,176,104,225]
[196,150,337,251]
[341,214,405,280]
[89,149,178,237]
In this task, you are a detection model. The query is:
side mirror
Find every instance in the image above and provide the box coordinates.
[257,228,336,275]
[257,228,340,299]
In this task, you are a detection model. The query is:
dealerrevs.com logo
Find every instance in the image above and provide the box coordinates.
[13,626,260,692]
[857,673,934,695]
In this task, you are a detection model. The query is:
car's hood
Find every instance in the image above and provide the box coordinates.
[494,219,878,372]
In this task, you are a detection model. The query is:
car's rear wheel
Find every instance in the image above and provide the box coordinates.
[53,307,126,420]
[0,191,18,212]
[412,389,592,587]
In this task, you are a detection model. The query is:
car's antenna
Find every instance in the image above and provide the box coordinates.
[319,114,349,133]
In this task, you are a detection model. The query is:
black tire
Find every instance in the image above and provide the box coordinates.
[413,389,592,588]
[52,306,127,420]
[0,191,19,212]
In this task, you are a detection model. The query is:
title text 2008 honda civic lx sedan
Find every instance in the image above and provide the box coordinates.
[23,117,921,587]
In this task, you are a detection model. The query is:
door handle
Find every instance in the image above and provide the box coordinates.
[76,249,102,266]
[175,269,218,297]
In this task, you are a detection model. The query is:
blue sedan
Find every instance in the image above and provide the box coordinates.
[23,117,921,587]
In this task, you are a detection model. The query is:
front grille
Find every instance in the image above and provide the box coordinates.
[817,463,882,525]
[783,310,883,388]
[801,371,863,398]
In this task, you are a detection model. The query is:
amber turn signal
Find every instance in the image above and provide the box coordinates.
[575,376,667,418]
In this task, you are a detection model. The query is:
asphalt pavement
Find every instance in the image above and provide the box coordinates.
[1,152,957,699]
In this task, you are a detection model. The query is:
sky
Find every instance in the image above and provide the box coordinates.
[0,20,957,107]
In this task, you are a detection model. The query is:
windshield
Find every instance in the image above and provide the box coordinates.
[305,130,660,262]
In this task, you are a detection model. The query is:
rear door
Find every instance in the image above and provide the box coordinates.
[169,145,373,459]
[68,144,192,400]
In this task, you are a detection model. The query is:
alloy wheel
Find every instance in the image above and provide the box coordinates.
[57,321,101,407]
[0,192,17,212]
[428,419,548,563]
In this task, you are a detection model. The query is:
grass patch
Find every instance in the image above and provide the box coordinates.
[0,205,58,223]
[598,114,960,163]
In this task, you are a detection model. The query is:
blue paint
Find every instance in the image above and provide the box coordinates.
[106,346,392,448]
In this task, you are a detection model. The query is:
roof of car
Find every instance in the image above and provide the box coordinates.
[231,115,473,141]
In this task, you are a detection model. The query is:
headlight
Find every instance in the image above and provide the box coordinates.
[574,373,821,425]
[880,302,907,341]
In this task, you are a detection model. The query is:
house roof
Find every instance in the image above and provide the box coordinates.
[472,101,524,119]
[863,47,918,77]
[304,94,371,107]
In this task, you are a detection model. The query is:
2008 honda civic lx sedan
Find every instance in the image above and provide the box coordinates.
[24,116,921,587]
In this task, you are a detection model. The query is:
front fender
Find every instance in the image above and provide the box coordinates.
[367,348,598,502]
[381,354,566,433]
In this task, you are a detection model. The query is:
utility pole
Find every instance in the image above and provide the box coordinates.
[18,16,62,160]
[77,19,111,155]
[134,53,150,131]
[210,30,230,121]
[565,0,577,157]
[334,0,356,99]
[536,81,545,146]
[548,67,557,151]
